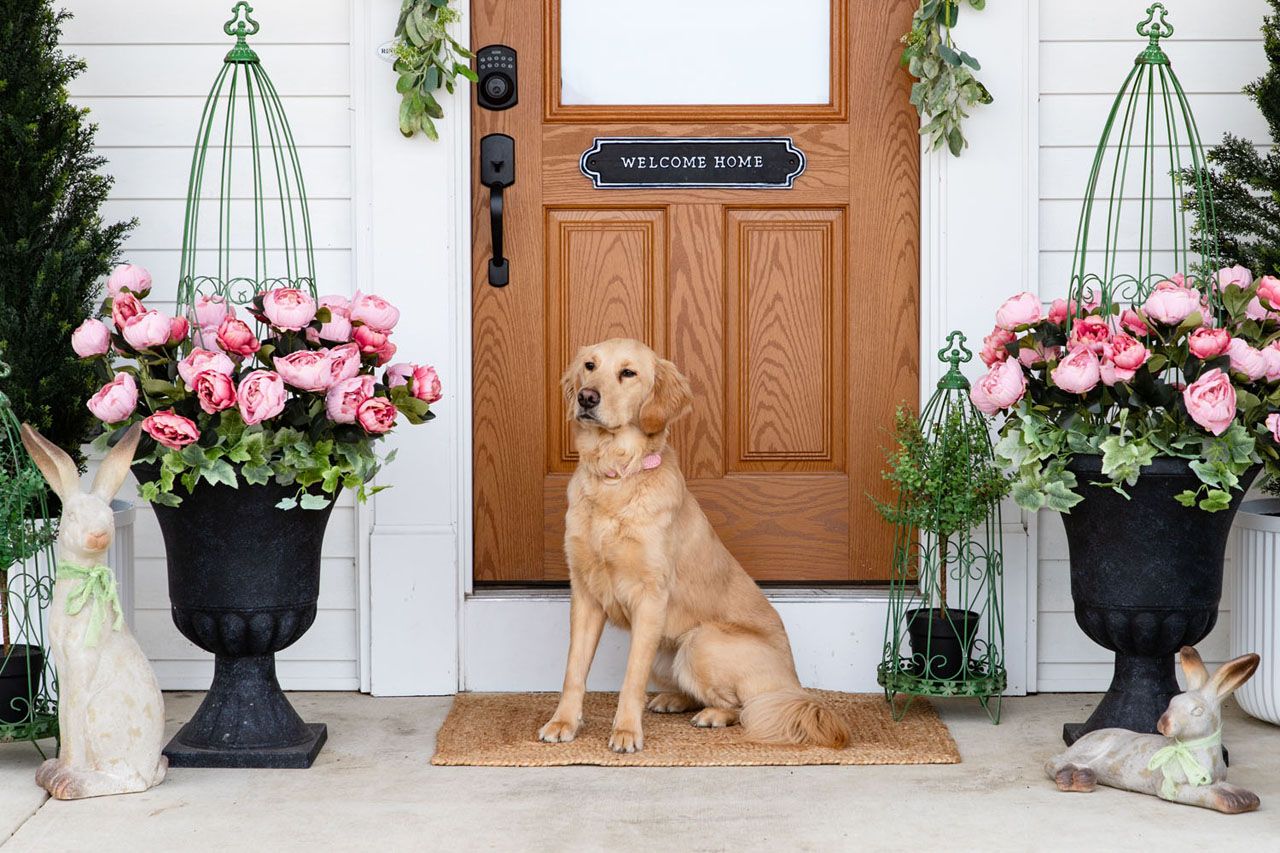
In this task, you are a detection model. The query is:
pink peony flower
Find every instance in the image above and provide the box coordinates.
[106,264,152,298]
[1268,412,1280,443]
[1246,296,1274,322]
[1048,298,1069,326]
[356,396,397,434]
[1264,342,1280,382]
[1227,338,1268,381]
[261,288,317,332]
[1188,327,1231,360]
[1183,369,1237,436]
[217,317,261,358]
[1216,265,1253,292]
[1258,276,1280,310]
[192,370,237,415]
[326,342,362,385]
[177,348,235,388]
[1099,334,1149,385]
[71,318,111,358]
[994,292,1042,331]
[141,410,200,450]
[1142,281,1200,325]
[121,310,174,351]
[110,291,145,329]
[1118,309,1150,337]
[194,294,234,328]
[1068,314,1112,353]
[1018,342,1060,368]
[349,290,400,332]
[353,324,396,365]
[969,359,1026,415]
[1051,346,1102,394]
[309,295,353,343]
[979,327,1015,367]
[236,370,286,425]
[385,362,443,404]
[168,315,189,345]
[274,348,335,392]
[86,373,138,424]
[325,375,374,424]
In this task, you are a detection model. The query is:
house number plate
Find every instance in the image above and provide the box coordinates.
[580,137,806,189]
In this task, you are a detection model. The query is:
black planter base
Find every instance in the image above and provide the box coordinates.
[165,723,327,769]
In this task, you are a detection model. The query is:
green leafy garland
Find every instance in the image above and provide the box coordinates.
[901,0,992,156]
[393,0,477,140]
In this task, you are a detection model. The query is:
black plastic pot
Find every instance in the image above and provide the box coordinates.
[905,607,980,680]
[1060,455,1259,746]
[0,645,44,725]
[143,466,336,769]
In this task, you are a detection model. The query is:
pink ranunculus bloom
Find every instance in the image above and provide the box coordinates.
[110,291,145,329]
[969,359,1026,415]
[1216,264,1254,292]
[141,410,200,450]
[1267,412,1280,443]
[168,315,189,345]
[385,362,443,404]
[192,369,237,415]
[194,294,234,328]
[1188,327,1231,360]
[106,263,152,298]
[262,288,317,332]
[86,373,138,424]
[1264,342,1280,382]
[1257,276,1280,310]
[326,342,362,385]
[217,317,261,358]
[1047,298,1069,326]
[1051,346,1102,394]
[1142,282,1201,325]
[177,348,235,388]
[1227,338,1268,381]
[274,348,334,392]
[71,318,111,358]
[994,292,1042,331]
[356,396,397,434]
[237,370,287,425]
[325,375,374,424]
[310,295,354,343]
[121,310,174,351]
[1068,314,1111,354]
[349,290,400,332]
[1118,309,1150,337]
[979,327,1016,367]
[354,325,397,364]
[1183,369,1237,436]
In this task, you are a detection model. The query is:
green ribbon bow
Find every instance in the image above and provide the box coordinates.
[1147,727,1221,800]
[57,563,124,647]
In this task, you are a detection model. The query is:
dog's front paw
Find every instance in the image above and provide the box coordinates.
[538,718,580,743]
[608,726,643,753]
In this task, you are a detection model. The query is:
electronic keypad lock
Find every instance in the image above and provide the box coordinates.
[476,45,517,111]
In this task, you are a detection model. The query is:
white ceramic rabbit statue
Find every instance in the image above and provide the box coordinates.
[19,423,167,800]
[1045,646,1260,814]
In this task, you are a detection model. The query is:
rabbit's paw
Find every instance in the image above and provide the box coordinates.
[1053,765,1096,793]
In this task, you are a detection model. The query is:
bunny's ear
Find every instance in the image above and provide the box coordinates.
[92,424,142,503]
[638,358,691,436]
[19,424,80,501]
[1179,646,1210,691]
[1209,652,1261,700]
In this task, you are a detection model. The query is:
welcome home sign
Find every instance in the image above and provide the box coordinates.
[580,137,806,189]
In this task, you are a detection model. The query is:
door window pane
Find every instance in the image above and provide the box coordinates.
[559,0,831,106]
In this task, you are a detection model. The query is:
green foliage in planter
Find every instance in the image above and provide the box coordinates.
[393,0,476,140]
[0,1,133,471]
[1181,0,1280,275]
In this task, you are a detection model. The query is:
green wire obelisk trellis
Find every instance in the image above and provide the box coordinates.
[0,351,59,752]
[877,333,1006,723]
[176,2,319,335]
[1066,3,1221,325]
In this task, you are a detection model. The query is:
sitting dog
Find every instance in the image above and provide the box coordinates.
[539,338,850,753]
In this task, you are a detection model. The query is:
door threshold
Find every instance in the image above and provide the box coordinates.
[467,586,892,602]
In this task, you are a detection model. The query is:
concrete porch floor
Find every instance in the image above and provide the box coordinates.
[0,692,1276,851]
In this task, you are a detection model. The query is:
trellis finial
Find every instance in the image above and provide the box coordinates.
[1135,3,1173,65]
[937,330,972,390]
[223,2,261,63]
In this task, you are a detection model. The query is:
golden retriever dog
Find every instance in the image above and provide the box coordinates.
[538,338,850,753]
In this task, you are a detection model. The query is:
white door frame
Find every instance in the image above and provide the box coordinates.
[355,0,1040,696]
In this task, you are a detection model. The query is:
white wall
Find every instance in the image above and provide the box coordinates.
[1034,0,1272,690]
[63,0,362,690]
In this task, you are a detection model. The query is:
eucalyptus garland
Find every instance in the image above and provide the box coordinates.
[393,0,476,140]
[901,0,992,157]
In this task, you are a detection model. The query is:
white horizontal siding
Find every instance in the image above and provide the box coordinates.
[1034,0,1270,691]
[65,0,359,690]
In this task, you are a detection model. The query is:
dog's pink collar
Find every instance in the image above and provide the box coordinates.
[603,453,662,481]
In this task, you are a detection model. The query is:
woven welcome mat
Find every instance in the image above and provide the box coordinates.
[431,691,959,767]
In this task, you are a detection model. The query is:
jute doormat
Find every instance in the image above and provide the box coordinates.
[430,691,960,767]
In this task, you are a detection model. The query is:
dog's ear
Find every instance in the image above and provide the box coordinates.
[561,351,583,421]
[639,357,691,435]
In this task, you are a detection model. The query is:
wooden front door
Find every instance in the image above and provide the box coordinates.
[472,1,919,583]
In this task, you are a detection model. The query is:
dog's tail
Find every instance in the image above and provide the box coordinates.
[740,688,850,749]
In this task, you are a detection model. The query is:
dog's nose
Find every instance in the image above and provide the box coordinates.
[577,388,600,410]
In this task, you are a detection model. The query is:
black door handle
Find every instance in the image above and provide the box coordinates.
[480,134,515,287]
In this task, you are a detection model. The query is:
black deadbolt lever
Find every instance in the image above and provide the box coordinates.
[480,133,515,287]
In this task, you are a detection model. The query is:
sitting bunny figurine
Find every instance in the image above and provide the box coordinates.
[1046,646,1260,814]
[19,424,167,800]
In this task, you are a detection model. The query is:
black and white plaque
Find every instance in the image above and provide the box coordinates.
[579,137,805,189]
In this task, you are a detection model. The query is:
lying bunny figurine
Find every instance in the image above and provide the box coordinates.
[19,424,167,800]
[1046,646,1260,814]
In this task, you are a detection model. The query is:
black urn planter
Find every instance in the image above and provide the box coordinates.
[144,466,336,768]
[1060,455,1258,746]
[0,645,45,725]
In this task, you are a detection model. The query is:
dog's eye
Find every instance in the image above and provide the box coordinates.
[620,368,637,379]
[584,361,596,372]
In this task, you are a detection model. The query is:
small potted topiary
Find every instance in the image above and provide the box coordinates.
[875,405,1010,679]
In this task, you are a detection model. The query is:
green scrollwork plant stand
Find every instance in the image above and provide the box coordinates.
[0,350,59,752]
[877,333,1007,723]
[175,2,319,334]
